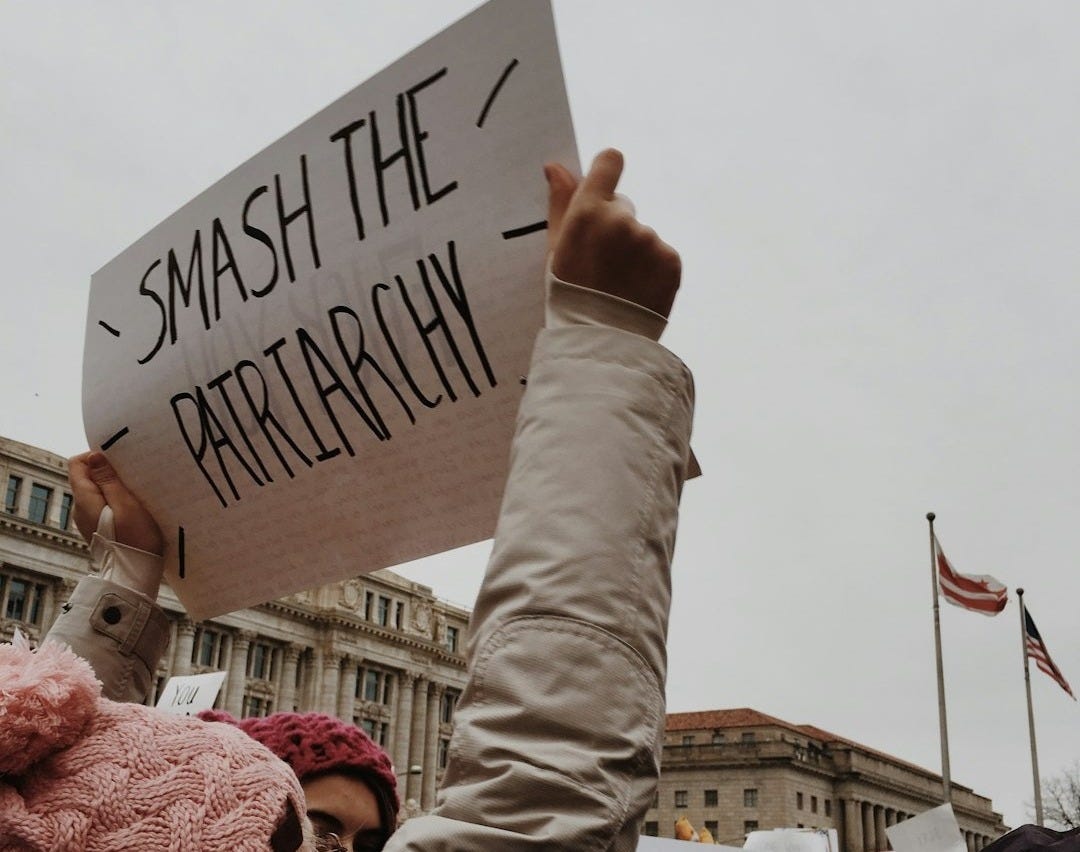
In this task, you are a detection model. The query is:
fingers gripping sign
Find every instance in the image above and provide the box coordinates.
[68,451,164,556]
[545,148,681,318]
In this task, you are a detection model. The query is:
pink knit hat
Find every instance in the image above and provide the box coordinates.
[199,710,400,833]
[0,636,314,851]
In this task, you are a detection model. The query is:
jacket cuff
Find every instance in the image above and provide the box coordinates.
[545,263,668,341]
[90,505,165,600]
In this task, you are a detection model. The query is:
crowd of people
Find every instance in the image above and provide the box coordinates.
[1,148,696,851]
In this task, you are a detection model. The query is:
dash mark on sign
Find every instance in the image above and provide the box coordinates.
[98,320,121,337]
[477,58,519,128]
[100,427,130,451]
[502,220,547,240]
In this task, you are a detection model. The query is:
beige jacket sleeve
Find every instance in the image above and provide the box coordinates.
[44,507,170,704]
[387,322,695,851]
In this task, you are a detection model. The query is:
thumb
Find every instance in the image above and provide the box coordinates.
[544,162,577,254]
[87,452,128,505]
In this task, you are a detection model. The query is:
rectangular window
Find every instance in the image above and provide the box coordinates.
[248,642,272,680]
[652,790,659,809]
[5,476,20,513]
[705,821,719,837]
[674,790,688,808]
[438,737,450,769]
[644,822,659,837]
[377,596,390,626]
[195,629,219,667]
[744,788,758,808]
[797,792,804,810]
[441,690,458,724]
[5,579,28,620]
[811,795,818,814]
[395,601,404,629]
[29,584,45,625]
[745,821,759,835]
[364,669,381,702]
[59,493,73,530]
[382,674,393,706]
[741,731,755,743]
[360,718,376,739]
[445,625,460,653]
[704,789,718,807]
[28,484,52,524]
[363,591,373,620]
[682,734,695,746]
[712,732,724,744]
[825,800,832,818]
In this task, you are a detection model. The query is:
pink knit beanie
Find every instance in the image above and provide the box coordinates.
[0,636,314,852]
[200,710,400,831]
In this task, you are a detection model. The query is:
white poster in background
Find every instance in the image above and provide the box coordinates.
[745,828,840,852]
[637,838,742,851]
[83,0,578,620]
[885,804,967,852]
[154,671,227,716]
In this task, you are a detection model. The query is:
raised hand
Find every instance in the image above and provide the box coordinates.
[545,148,681,318]
[68,451,164,556]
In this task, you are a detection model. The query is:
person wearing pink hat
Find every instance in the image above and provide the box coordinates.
[43,149,694,851]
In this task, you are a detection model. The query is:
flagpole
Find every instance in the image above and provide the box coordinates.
[927,511,952,802]
[1017,588,1043,825]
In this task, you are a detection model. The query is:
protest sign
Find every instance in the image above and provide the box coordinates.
[638,837,741,851]
[885,804,967,852]
[154,671,228,716]
[745,828,840,852]
[82,0,578,619]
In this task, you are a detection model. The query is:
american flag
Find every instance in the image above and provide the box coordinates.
[1024,609,1075,700]
[934,535,1008,616]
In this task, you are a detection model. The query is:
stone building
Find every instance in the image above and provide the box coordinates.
[646,709,1007,849]
[0,434,470,810]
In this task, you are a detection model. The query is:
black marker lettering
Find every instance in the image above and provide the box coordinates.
[234,359,312,478]
[406,67,458,205]
[263,337,340,462]
[371,282,442,410]
[329,118,368,242]
[242,185,280,298]
[211,217,248,321]
[274,154,321,283]
[167,231,209,342]
[137,259,166,364]
[171,391,227,508]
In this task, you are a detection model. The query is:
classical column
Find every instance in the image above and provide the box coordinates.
[338,655,358,720]
[407,677,430,803]
[874,805,887,852]
[393,671,417,775]
[320,650,343,716]
[862,802,875,852]
[173,618,196,676]
[843,800,863,852]
[227,631,254,716]
[279,644,303,712]
[885,809,896,829]
[421,683,444,809]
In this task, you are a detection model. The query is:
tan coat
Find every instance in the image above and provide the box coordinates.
[48,322,695,851]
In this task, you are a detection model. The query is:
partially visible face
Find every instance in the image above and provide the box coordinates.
[302,772,386,852]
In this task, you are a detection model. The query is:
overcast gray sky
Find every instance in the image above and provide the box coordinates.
[2,0,1078,830]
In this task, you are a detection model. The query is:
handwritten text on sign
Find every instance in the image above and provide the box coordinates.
[82,0,578,620]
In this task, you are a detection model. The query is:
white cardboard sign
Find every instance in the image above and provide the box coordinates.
[745,828,840,852]
[82,0,578,620]
[637,838,741,851]
[885,804,967,852]
[155,671,228,716]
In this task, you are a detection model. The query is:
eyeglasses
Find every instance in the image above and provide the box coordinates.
[314,831,387,852]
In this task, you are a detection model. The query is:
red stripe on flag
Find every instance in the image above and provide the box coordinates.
[934,537,1007,616]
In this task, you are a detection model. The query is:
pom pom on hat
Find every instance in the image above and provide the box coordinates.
[0,637,99,775]
[0,636,315,851]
